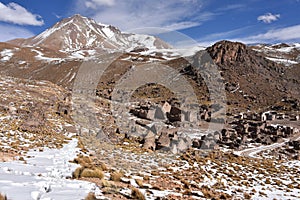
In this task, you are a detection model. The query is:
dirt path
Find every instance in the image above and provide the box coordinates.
[238,132,300,158]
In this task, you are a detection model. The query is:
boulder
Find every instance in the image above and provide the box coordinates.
[290,141,300,150]
[161,102,171,113]
[142,131,156,151]
[8,102,17,115]
[201,140,212,149]
[157,132,171,148]
[213,131,222,141]
[184,110,198,122]
[154,106,166,120]
[167,106,182,122]
[177,139,188,152]
[144,108,154,120]
[177,136,192,152]
[170,143,178,154]
[192,139,201,148]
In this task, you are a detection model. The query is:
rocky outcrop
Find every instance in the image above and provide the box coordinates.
[142,127,192,153]
[206,40,291,111]
[208,41,248,65]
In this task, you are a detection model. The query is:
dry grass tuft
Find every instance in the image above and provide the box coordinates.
[0,193,7,200]
[182,189,192,195]
[73,155,93,166]
[143,175,150,181]
[73,166,104,179]
[81,168,104,179]
[96,162,107,171]
[73,167,83,179]
[101,179,112,188]
[200,186,215,199]
[77,139,89,153]
[19,156,25,161]
[131,188,145,200]
[110,171,123,182]
[135,179,144,187]
[244,192,251,199]
[84,192,97,200]
[181,179,190,189]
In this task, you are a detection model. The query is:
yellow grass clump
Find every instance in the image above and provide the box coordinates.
[131,188,145,200]
[73,166,104,179]
[81,168,104,179]
[0,193,7,200]
[110,171,123,182]
[84,192,97,200]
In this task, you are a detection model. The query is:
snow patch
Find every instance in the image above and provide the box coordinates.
[31,49,64,63]
[0,49,14,62]
[0,138,101,200]
[266,57,298,65]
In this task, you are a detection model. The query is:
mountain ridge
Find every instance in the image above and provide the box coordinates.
[8,14,171,53]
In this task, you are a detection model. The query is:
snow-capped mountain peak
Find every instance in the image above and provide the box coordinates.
[8,14,171,53]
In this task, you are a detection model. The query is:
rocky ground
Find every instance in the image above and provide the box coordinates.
[0,75,72,158]
[74,133,300,200]
[0,73,299,199]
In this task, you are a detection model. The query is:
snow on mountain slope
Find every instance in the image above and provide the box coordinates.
[8,14,171,53]
[0,49,14,62]
[251,43,300,66]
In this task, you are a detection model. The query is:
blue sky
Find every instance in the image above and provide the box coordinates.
[0,0,299,46]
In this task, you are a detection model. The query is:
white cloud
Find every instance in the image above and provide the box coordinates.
[216,4,245,11]
[85,0,115,8]
[164,21,202,31]
[0,24,34,42]
[75,0,211,33]
[194,26,252,46]
[198,26,251,42]
[0,2,44,26]
[53,13,62,19]
[257,13,280,24]
[224,24,300,44]
[248,24,300,41]
[195,24,300,46]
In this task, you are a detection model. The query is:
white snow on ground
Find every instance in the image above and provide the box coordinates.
[234,142,286,158]
[293,43,300,48]
[275,46,295,53]
[18,61,26,65]
[266,57,298,65]
[31,49,64,63]
[101,26,115,39]
[68,50,97,60]
[252,44,300,66]
[70,51,85,59]
[137,46,205,60]
[0,49,14,62]
[127,35,157,50]
[0,138,101,200]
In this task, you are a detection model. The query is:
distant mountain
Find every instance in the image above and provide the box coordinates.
[0,15,178,88]
[251,43,300,67]
[8,14,171,53]
[0,15,299,113]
